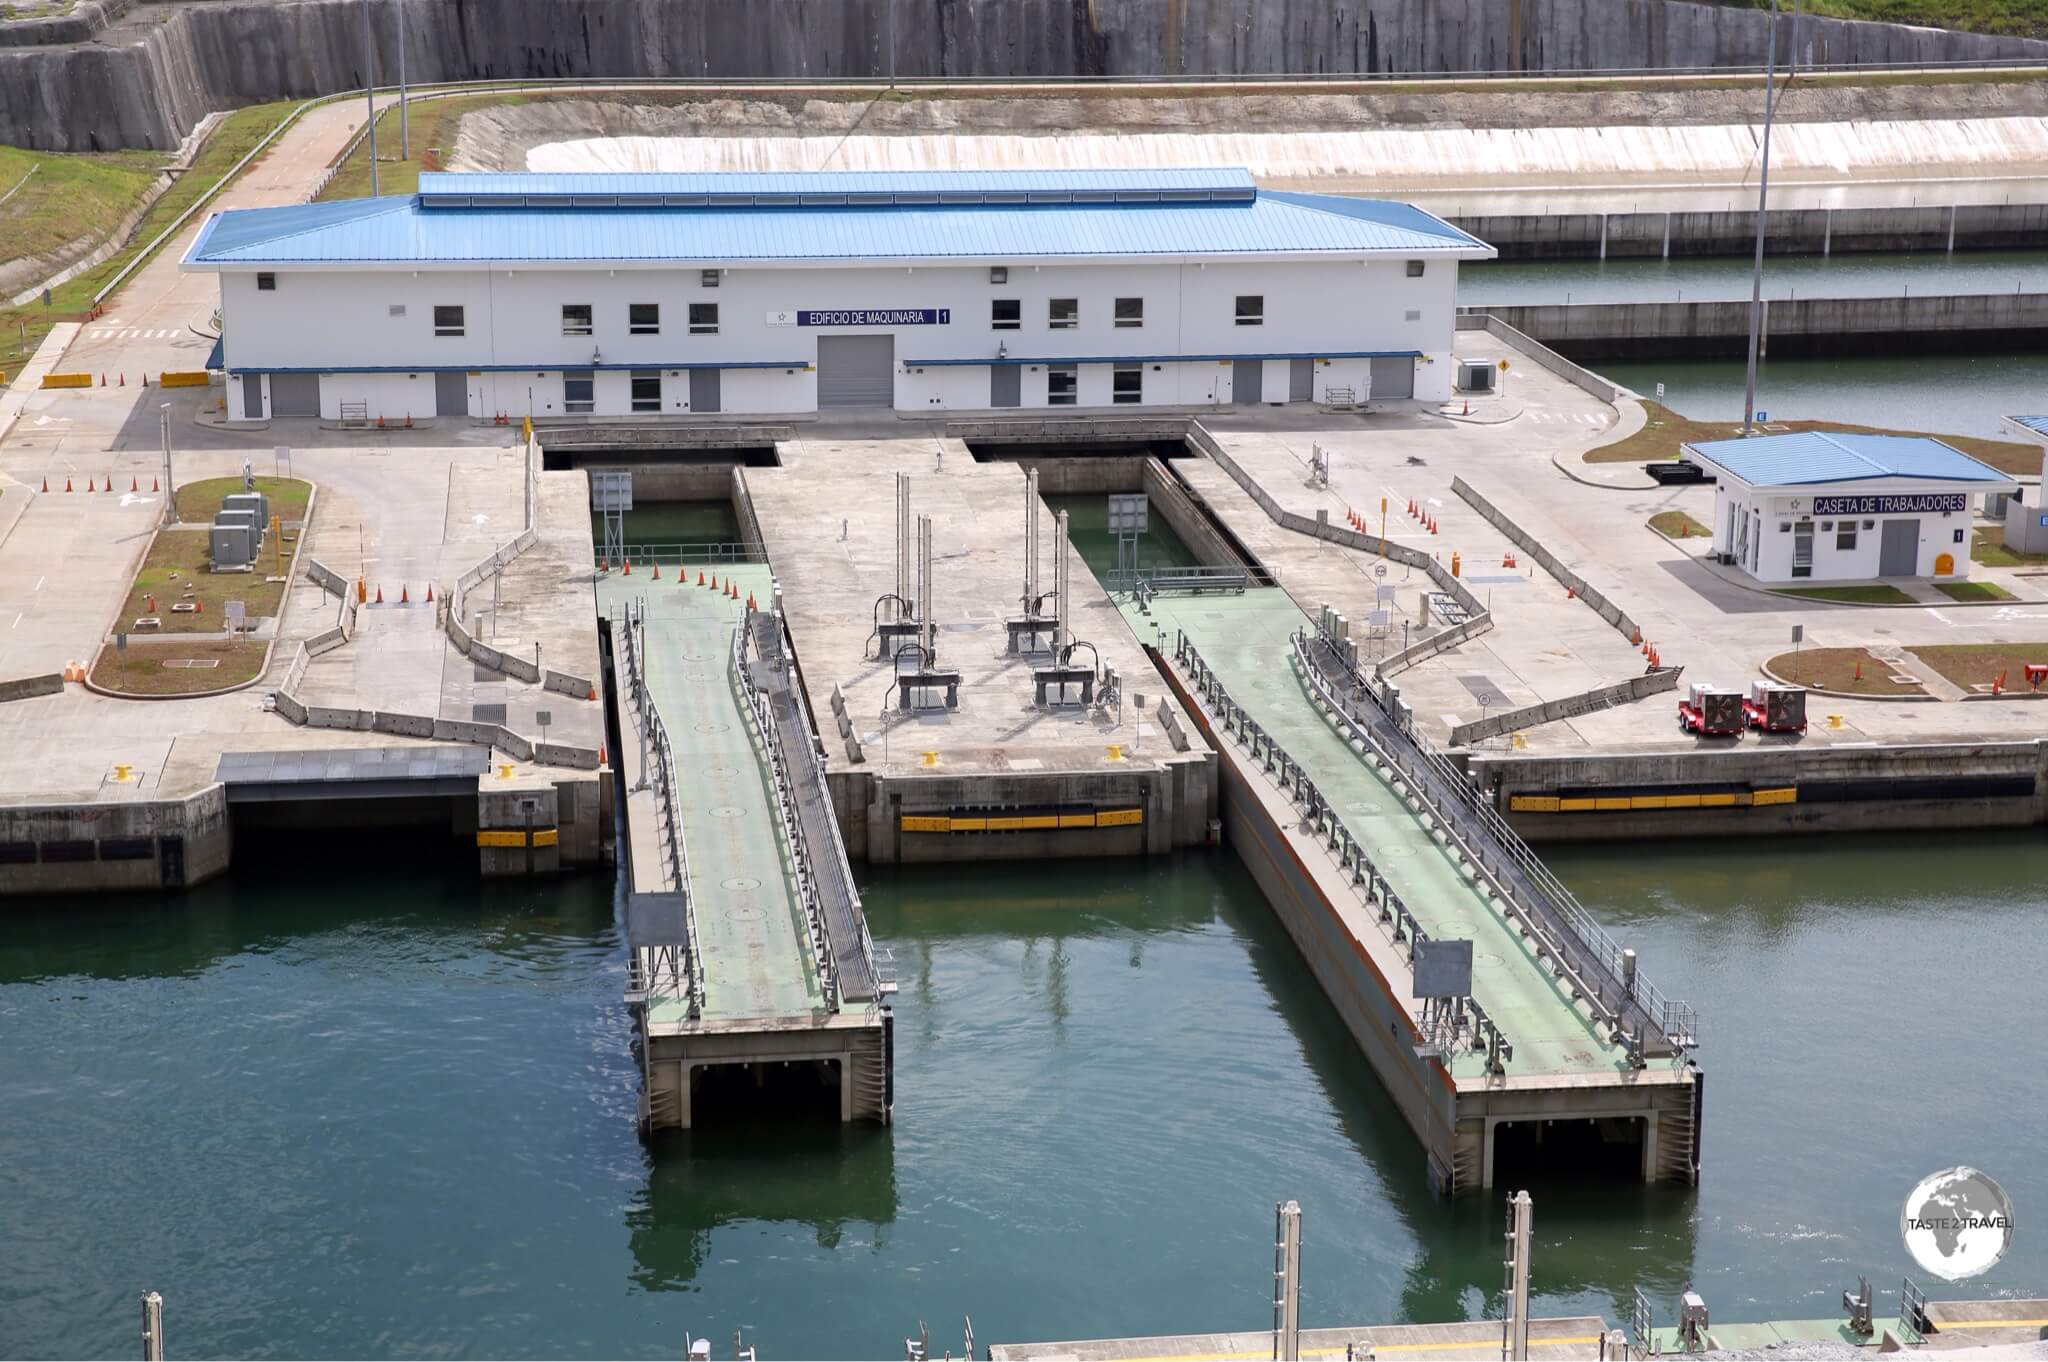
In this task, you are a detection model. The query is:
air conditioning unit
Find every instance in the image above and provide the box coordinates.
[1456,359,1495,392]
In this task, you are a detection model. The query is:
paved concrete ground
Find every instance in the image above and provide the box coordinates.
[746,432,1201,782]
[990,1315,1608,1360]
[1193,333,2048,753]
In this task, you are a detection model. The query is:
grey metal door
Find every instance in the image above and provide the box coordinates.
[1232,360,1262,405]
[817,335,895,408]
[269,372,320,416]
[1879,518,1918,575]
[240,373,263,418]
[689,368,721,414]
[1289,358,1313,402]
[1369,356,1414,399]
[991,364,1020,408]
[434,370,467,418]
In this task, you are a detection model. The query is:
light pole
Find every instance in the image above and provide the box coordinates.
[396,0,408,161]
[158,402,174,527]
[1741,0,1800,434]
[362,0,379,197]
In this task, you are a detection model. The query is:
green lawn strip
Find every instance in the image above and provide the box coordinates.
[1911,642,2048,693]
[90,638,268,695]
[173,475,310,524]
[1972,526,2048,568]
[1770,584,1918,605]
[1763,646,1925,695]
[1717,0,2048,38]
[1649,509,1711,540]
[1935,579,2016,602]
[1590,401,2042,474]
[0,100,300,385]
[0,145,163,273]
[115,530,285,634]
[315,92,533,202]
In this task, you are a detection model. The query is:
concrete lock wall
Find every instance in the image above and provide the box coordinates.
[0,783,232,895]
[1455,204,2048,261]
[9,0,2048,151]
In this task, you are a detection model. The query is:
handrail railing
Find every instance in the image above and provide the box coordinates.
[1104,563,1251,595]
[621,597,704,1019]
[1290,625,1697,1063]
[599,542,767,567]
[1172,631,1512,1076]
[730,615,843,1012]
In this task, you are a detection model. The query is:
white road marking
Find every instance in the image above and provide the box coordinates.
[10,613,20,630]
[33,575,45,592]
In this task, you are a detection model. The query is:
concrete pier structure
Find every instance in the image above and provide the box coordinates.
[739,433,1217,865]
[601,565,891,1130]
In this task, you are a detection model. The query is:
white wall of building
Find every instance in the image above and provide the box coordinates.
[1709,476,1994,582]
[215,254,1462,419]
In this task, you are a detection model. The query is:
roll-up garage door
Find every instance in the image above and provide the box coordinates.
[1368,356,1414,400]
[270,373,321,417]
[816,336,896,408]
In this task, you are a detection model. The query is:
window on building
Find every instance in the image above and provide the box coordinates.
[433,305,465,337]
[630,370,661,413]
[1791,520,1814,578]
[700,269,721,288]
[629,303,660,335]
[992,299,1021,331]
[388,304,407,317]
[1047,364,1078,406]
[1112,364,1143,404]
[1836,522,1858,551]
[1114,297,1144,329]
[689,303,719,335]
[1235,295,1264,326]
[561,304,593,336]
[257,272,276,291]
[1405,260,1426,278]
[990,266,1009,285]
[564,370,595,414]
[1049,298,1079,330]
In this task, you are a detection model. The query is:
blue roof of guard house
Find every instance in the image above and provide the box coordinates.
[2010,416,2048,439]
[1682,431,2015,487]
[181,168,1494,268]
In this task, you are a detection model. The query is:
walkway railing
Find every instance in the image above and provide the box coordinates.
[1174,631,1512,1076]
[600,542,767,568]
[1289,626,1698,1063]
[730,615,844,1013]
[1103,563,1252,595]
[621,598,704,1019]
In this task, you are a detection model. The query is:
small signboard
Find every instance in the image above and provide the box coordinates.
[1656,382,1666,399]
[798,309,950,327]
[1106,493,1148,534]
[591,469,633,513]
[1756,410,1769,422]
[1413,938,1474,999]
[225,601,248,634]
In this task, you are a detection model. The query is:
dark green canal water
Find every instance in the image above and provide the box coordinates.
[2,830,2043,1358]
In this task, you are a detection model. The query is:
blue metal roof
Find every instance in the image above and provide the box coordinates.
[2011,415,2048,438]
[417,167,1258,206]
[1683,431,2014,486]
[183,170,1490,267]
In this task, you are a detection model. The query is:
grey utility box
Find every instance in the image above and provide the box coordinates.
[222,491,269,529]
[214,509,259,537]
[211,525,256,568]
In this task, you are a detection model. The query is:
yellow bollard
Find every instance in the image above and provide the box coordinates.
[1106,744,1124,762]
[356,578,367,604]
[1511,732,1527,749]
[1827,714,1843,729]
[920,751,938,767]
[112,764,134,782]
[498,763,515,779]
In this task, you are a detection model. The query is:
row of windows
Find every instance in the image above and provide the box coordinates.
[427,303,719,338]
[1046,363,1144,405]
[990,296,1262,330]
[560,369,669,413]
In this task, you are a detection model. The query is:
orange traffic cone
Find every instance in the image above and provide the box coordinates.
[425,583,434,602]
[100,374,107,387]
[64,478,72,493]
[39,477,47,493]
[151,477,159,492]
[118,373,125,387]
[599,743,607,765]
[746,592,756,611]
[586,686,597,701]
[622,558,631,576]
[130,477,138,492]
[729,581,738,599]
[709,574,719,592]
[86,478,95,493]
[400,584,409,604]
[195,598,204,614]
[375,585,383,604]
[1853,659,1863,681]
[101,477,111,493]
[651,563,660,580]
[697,571,705,587]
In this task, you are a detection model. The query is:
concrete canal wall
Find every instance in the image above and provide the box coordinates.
[1455,202,2048,262]
[1472,291,2048,359]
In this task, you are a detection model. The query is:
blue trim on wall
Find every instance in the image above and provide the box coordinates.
[900,350,1422,367]
[220,360,810,374]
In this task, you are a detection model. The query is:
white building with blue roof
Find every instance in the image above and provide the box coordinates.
[179,168,1492,423]
[1683,430,2017,584]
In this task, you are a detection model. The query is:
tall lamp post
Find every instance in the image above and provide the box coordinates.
[362,0,379,197]
[1740,0,1801,434]
[158,402,175,528]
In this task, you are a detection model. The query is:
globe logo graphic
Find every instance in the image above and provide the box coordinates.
[1901,1167,2014,1281]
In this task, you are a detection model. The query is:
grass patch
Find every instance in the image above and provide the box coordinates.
[115,530,286,635]
[1649,510,1712,540]
[1717,0,2048,38]
[1764,646,1926,695]
[1972,525,2048,568]
[1912,642,2048,693]
[1770,584,1918,605]
[1934,579,2016,602]
[0,100,301,384]
[0,145,163,274]
[315,92,533,202]
[1588,400,2043,473]
[90,638,268,695]
[173,474,310,525]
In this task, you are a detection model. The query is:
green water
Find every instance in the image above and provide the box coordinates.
[594,501,741,549]
[1046,493,1202,577]
[2,831,2044,1357]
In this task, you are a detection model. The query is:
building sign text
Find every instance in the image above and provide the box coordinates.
[1811,493,1968,516]
[797,309,950,327]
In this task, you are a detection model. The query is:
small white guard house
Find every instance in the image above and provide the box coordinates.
[1684,431,2017,584]
[179,167,1493,423]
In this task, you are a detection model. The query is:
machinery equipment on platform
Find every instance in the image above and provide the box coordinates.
[1678,1288,1711,1351]
[1744,681,1808,733]
[1678,683,1743,737]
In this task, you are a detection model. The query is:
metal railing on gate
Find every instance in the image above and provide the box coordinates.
[600,542,766,568]
[620,598,704,1019]
[1290,626,1698,1063]
[1174,631,1511,1075]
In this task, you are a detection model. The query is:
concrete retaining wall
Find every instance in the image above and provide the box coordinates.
[1448,668,1679,746]
[1452,476,1641,645]
[10,0,2048,151]
[0,672,64,703]
[1478,291,2048,361]
[0,782,232,895]
[1456,313,1622,403]
[1456,202,2048,261]
[1142,457,1244,568]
